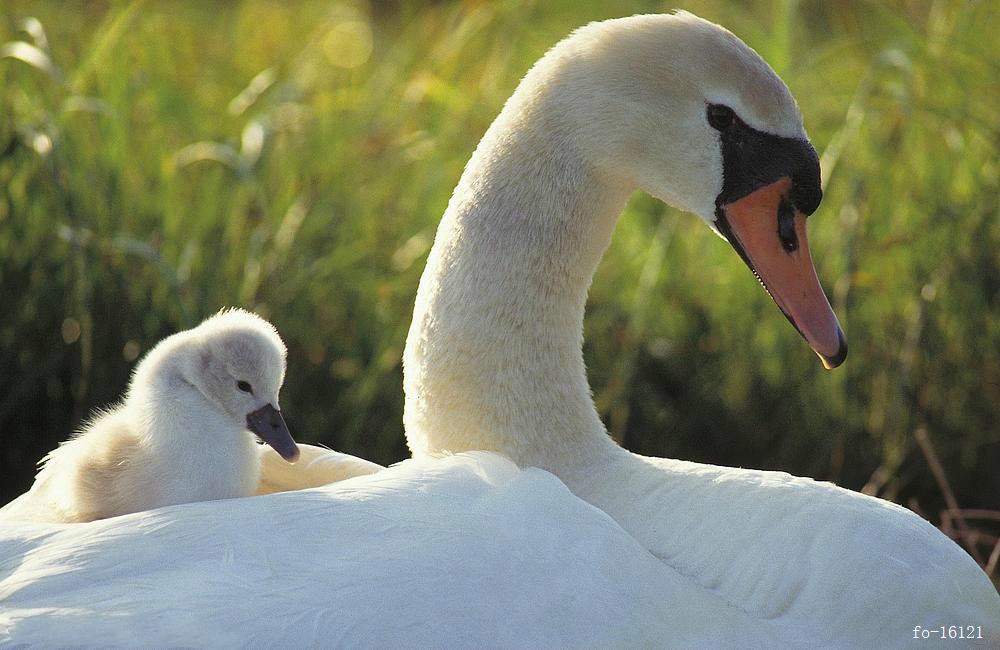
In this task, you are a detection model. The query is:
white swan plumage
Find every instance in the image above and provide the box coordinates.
[0,453,741,649]
[256,442,383,495]
[0,309,301,523]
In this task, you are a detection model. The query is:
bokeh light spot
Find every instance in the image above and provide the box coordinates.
[322,20,373,69]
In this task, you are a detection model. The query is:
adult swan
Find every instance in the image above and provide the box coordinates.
[403,11,1000,648]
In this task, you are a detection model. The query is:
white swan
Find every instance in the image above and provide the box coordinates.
[0,309,301,523]
[402,11,1000,648]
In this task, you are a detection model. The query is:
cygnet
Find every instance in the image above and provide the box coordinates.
[0,308,299,523]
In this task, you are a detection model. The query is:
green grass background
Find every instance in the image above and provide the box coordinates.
[1,0,997,574]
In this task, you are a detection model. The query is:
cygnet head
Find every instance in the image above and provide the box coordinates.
[185,309,299,462]
[534,11,845,368]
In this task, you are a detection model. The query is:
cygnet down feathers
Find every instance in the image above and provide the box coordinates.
[0,309,300,523]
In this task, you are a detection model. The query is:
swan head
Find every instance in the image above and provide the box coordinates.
[186,309,300,462]
[548,11,846,368]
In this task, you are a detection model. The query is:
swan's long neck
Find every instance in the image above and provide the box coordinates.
[404,79,633,478]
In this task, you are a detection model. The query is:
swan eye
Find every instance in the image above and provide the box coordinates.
[236,380,253,394]
[706,104,736,130]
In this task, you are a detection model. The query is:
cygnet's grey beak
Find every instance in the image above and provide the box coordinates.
[247,404,299,462]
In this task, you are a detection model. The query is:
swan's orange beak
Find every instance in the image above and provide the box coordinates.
[716,177,847,369]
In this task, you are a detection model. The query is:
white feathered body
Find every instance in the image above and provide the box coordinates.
[571,452,1000,648]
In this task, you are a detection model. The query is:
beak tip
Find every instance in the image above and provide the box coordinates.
[818,329,848,370]
[285,446,301,463]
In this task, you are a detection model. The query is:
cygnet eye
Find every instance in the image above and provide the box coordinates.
[706,103,736,130]
[236,380,253,394]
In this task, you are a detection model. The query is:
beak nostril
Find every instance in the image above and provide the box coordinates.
[777,197,799,253]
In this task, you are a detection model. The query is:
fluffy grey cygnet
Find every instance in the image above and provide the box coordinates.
[0,308,299,523]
